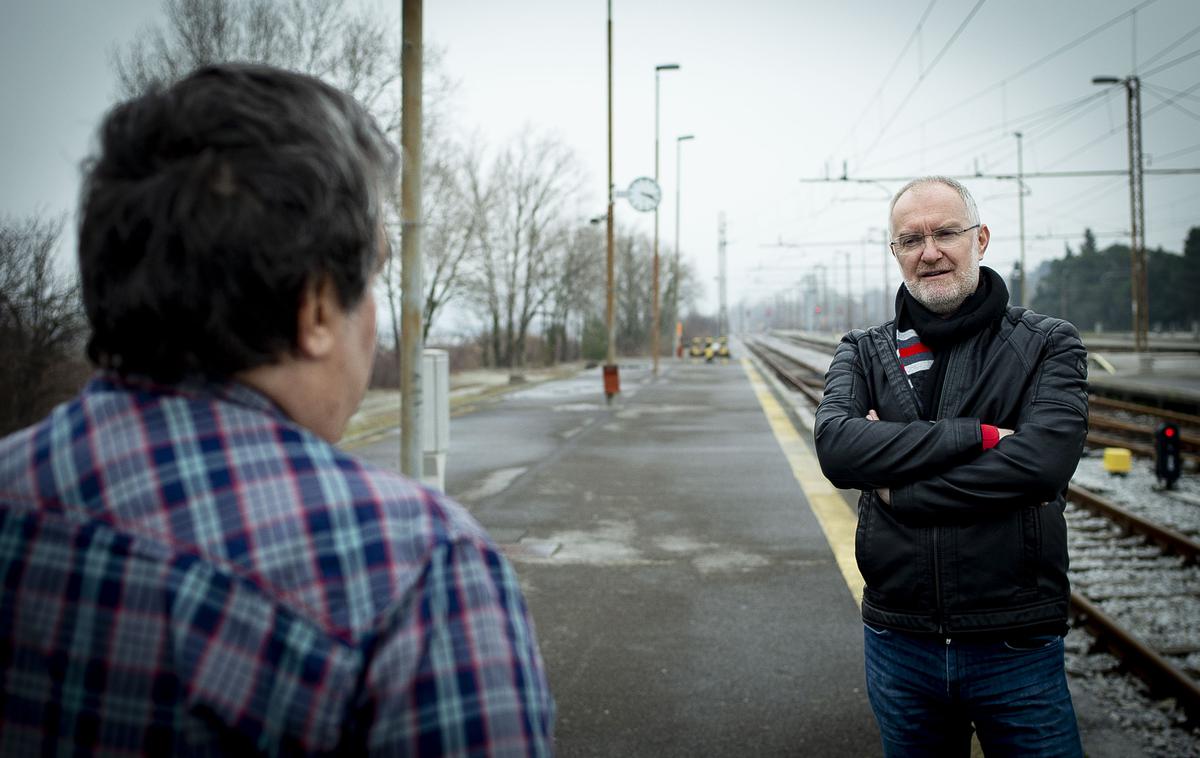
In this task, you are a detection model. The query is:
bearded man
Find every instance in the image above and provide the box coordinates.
[815,176,1088,757]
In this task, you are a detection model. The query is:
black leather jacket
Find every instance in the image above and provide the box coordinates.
[814,306,1088,635]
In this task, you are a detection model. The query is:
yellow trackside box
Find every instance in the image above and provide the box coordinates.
[1103,447,1132,475]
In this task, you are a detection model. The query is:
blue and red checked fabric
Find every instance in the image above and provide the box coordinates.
[0,374,554,755]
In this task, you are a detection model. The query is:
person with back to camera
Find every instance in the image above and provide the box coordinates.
[814,176,1088,757]
[0,63,554,755]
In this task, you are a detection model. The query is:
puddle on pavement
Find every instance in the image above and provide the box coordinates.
[455,466,527,504]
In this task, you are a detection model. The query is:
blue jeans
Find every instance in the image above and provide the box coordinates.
[863,624,1083,758]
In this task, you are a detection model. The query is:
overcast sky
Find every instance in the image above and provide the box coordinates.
[3,0,1198,323]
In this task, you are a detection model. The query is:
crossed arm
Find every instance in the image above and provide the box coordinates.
[865,408,1012,504]
[813,324,1088,522]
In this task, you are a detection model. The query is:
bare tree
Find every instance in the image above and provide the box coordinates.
[112,0,399,115]
[659,245,699,357]
[466,132,585,368]
[379,127,477,348]
[542,223,604,363]
[0,215,89,435]
[615,231,651,355]
[114,0,478,348]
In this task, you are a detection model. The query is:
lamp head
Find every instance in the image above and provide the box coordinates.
[656,63,681,72]
[1091,76,1121,85]
[678,134,695,142]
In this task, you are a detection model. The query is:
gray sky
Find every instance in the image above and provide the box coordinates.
[3,0,1198,320]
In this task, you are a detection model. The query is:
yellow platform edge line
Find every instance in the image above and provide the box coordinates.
[740,358,864,608]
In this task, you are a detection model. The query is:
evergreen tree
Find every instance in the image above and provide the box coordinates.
[1185,227,1200,259]
[1080,228,1098,256]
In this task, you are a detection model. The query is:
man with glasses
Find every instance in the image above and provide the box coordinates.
[815,176,1087,756]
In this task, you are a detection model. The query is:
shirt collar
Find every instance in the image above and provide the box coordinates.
[86,371,291,423]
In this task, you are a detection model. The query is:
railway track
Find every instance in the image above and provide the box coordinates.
[1065,485,1200,724]
[751,331,1200,728]
[1087,396,1200,470]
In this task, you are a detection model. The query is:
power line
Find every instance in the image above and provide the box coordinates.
[1043,79,1200,169]
[1143,84,1200,123]
[1144,78,1200,118]
[853,0,988,167]
[865,90,1111,173]
[1137,22,1200,69]
[799,168,1200,185]
[829,0,939,163]
[1140,46,1200,78]
[976,93,1114,173]
[859,0,1159,169]
[1141,83,1200,104]
[1153,141,1200,162]
[756,230,1130,254]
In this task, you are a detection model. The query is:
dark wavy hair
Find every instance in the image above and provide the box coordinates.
[78,63,398,382]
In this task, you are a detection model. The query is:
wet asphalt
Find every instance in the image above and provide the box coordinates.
[358,359,879,757]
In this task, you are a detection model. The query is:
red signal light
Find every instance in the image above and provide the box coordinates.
[1165,427,1176,438]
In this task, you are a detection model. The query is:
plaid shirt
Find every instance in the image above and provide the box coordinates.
[0,374,554,756]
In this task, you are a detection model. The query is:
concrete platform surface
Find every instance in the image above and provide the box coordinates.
[358,359,879,757]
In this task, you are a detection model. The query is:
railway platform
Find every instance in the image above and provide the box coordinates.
[348,351,1171,756]
[354,358,879,756]
[1086,349,1200,408]
[778,327,1200,410]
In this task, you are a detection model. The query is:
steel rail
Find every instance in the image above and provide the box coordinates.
[1067,483,1200,562]
[1089,395,1200,428]
[1066,483,1200,721]
[1069,591,1200,725]
[757,333,1200,724]
[745,339,823,406]
[1085,430,1200,469]
[1089,413,1200,448]
[762,330,1200,724]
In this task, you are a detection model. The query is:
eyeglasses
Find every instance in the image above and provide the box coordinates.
[889,224,980,256]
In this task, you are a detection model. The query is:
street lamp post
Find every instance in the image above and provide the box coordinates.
[1093,74,1148,353]
[1015,130,1028,307]
[651,63,679,377]
[672,134,694,358]
[604,1,618,400]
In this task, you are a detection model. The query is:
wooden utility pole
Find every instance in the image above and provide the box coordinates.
[603,0,619,400]
[400,0,423,477]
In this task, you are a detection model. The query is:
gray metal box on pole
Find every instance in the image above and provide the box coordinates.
[421,349,450,492]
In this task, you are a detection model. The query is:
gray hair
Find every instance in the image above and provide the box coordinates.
[79,63,399,382]
[887,176,980,237]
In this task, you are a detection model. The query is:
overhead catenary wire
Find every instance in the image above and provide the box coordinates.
[1136,21,1200,69]
[856,0,1161,172]
[1153,141,1200,162]
[1141,83,1200,104]
[852,0,988,169]
[826,0,940,167]
[797,2,1196,250]
[865,90,1111,173]
[1143,84,1200,123]
[1140,46,1200,78]
[976,93,1117,174]
[1039,78,1200,170]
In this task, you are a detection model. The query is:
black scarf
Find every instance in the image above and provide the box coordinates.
[895,266,1009,418]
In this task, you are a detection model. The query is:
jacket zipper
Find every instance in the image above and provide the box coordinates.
[931,340,964,636]
[884,323,950,633]
[933,527,944,634]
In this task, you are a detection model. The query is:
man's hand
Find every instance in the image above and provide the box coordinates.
[865,410,891,504]
[997,427,1015,440]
